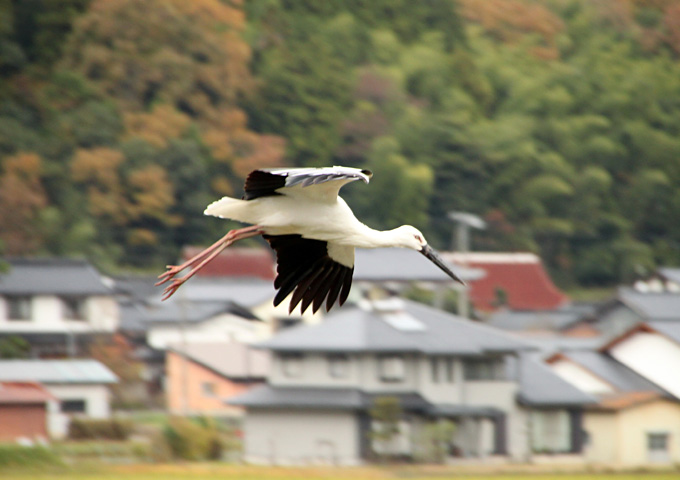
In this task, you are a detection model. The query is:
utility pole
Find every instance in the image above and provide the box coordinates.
[447,212,486,318]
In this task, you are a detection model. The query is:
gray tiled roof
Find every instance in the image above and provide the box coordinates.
[487,308,591,332]
[0,258,111,295]
[428,404,504,417]
[258,299,533,355]
[558,350,666,394]
[0,359,117,384]
[518,355,597,407]
[618,287,680,321]
[147,277,275,307]
[522,335,607,358]
[229,385,430,412]
[113,275,159,301]
[659,268,680,285]
[168,342,270,379]
[118,301,150,333]
[142,300,256,324]
[354,248,484,282]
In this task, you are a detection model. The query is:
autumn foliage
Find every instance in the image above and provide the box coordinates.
[0,153,47,255]
[2,0,680,286]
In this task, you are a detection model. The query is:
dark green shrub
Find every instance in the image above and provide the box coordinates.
[162,416,222,461]
[67,417,134,440]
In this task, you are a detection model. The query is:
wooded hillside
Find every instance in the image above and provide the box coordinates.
[1,0,680,286]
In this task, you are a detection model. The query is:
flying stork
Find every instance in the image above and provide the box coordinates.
[156,166,465,314]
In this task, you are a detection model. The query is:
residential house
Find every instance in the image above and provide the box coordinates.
[601,322,680,400]
[487,305,596,336]
[0,359,117,438]
[546,349,680,465]
[444,252,569,313]
[634,267,680,293]
[590,287,680,338]
[0,258,118,357]
[0,382,55,442]
[115,276,276,396]
[166,341,270,416]
[230,298,593,465]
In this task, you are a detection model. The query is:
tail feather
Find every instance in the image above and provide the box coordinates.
[203,196,247,220]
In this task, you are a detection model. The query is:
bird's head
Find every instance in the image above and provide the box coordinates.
[394,225,465,286]
[393,225,428,251]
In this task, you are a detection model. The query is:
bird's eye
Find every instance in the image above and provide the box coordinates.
[414,234,423,243]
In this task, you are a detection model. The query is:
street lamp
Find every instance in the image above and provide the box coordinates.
[447,212,486,318]
[448,212,486,252]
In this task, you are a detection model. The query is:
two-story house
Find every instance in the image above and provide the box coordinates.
[230,298,593,465]
[0,258,118,357]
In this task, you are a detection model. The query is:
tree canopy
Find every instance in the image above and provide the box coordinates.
[2,0,680,287]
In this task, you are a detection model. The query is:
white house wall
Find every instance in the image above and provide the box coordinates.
[269,353,361,388]
[44,383,112,438]
[609,332,680,398]
[243,409,359,465]
[0,295,119,333]
[268,352,421,392]
[584,411,618,463]
[417,356,464,404]
[550,360,615,395]
[148,314,259,349]
[86,296,119,331]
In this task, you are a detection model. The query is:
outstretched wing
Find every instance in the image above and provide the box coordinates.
[264,234,354,314]
[243,166,372,201]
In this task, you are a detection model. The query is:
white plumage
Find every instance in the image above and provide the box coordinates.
[157,166,464,314]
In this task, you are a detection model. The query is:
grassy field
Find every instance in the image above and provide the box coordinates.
[2,464,680,480]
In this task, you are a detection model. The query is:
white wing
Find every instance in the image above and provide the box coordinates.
[243,166,372,202]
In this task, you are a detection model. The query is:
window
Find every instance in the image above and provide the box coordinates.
[62,297,86,320]
[430,358,440,383]
[530,410,570,453]
[378,355,405,382]
[433,357,456,383]
[445,358,455,383]
[281,353,303,378]
[648,432,671,463]
[464,358,505,381]
[328,354,349,378]
[61,399,86,413]
[6,296,31,321]
[202,382,217,397]
[648,433,668,451]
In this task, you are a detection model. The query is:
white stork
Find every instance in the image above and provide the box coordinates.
[156,166,464,314]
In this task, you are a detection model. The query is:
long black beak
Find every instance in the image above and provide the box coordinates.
[421,244,466,286]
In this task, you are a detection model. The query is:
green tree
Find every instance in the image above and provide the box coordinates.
[368,396,403,462]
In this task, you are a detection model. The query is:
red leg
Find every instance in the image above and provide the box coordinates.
[156,225,264,300]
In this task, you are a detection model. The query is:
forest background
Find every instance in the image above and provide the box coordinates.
[1,0,680,289]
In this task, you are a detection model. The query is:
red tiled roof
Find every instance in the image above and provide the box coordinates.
[0,382,54,404]
[445,252,569,312]
[181,246,276,280]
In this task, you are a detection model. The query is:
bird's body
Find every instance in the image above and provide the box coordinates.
[157,166,464,314]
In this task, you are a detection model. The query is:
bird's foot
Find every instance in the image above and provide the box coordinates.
[155,265,183,286]
[154,225,265,301]
[155,266,187,300]
[160,277,186,301]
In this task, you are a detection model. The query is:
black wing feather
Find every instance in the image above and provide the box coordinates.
[339,267,354,306]
[264,234,354,314]
[243,170,286,200]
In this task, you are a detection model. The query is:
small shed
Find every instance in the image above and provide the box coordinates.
[0,382,55,442]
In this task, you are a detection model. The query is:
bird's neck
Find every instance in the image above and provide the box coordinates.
[350,225,405,249]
